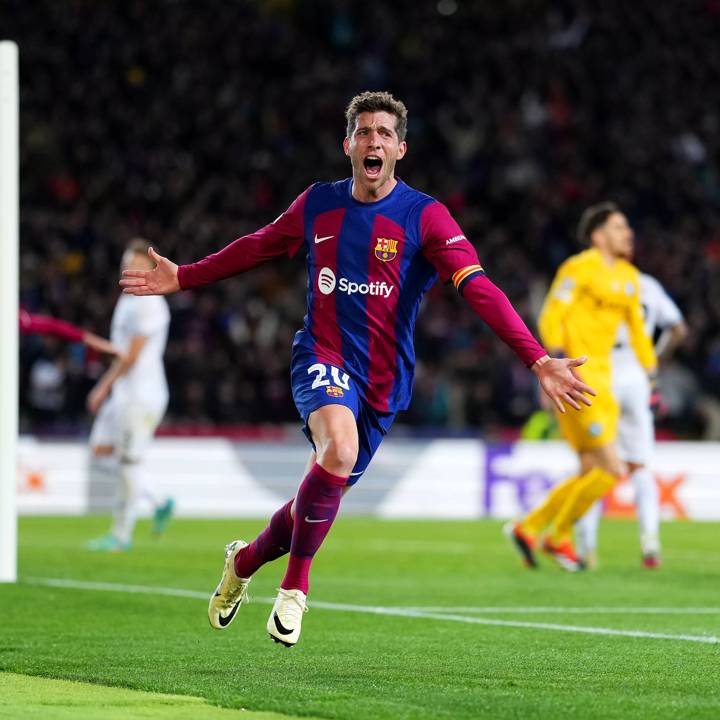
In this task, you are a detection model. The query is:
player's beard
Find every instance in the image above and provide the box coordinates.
[363,158,395,194]
[380,158,396,186]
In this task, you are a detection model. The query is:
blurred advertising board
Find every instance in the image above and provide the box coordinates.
[16,438,720,520]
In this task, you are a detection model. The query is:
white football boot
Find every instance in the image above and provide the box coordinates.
[267,588,308,647]
[208,540,252,629]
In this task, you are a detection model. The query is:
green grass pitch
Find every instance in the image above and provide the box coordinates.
[1,516,719,719]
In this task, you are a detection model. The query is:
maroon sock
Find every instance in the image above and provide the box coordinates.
[234,499,293,578]
[281,463,346,594]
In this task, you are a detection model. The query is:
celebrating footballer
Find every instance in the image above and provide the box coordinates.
[120,91,594,646]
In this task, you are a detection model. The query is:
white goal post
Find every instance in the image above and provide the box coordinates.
[0,40,19,583]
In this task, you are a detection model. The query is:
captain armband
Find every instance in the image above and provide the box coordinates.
[451,264,485,296]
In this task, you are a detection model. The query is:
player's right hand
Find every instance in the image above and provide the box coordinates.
[119,247,180,295]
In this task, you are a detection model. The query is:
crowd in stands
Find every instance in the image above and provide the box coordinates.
[9,0,720,437]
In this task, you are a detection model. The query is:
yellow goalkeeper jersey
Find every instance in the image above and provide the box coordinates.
[538,248,656,378]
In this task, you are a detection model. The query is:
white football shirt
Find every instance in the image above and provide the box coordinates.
[110,294,170,403]
[613,273,683,382]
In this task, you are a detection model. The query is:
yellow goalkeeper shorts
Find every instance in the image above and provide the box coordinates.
[555,374,619,451]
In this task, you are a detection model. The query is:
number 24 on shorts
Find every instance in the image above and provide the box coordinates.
[307,363,350,391]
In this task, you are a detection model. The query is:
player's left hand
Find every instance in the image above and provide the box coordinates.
[531,355,596,413]
[119,247,180,295]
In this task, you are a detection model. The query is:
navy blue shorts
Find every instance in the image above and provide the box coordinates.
[291,353,395,486]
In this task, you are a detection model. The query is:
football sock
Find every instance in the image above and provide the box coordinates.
[89,453,119,479]
[575,500,602,557]
[234,499,294,578]
[281,463,347,594]
[137,476,160,508]
[112,461,145,544]
[87,454,121,511]
[631,467,660,553]
[549,467,616,542]
[522,474,582,536]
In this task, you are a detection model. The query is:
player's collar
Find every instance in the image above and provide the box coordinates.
[347,177,405,207]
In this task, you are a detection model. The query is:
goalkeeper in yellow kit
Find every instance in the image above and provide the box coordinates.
[507,202,657,571]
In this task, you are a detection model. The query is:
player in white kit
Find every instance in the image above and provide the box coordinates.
[577,271,686,568]
[86,239,173,551]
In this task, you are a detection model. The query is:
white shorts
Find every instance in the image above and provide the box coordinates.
[89,393,167,462]
[613,378,654,465]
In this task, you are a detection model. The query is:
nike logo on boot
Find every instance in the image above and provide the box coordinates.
[273,612,294,635]
[218,604,240,627]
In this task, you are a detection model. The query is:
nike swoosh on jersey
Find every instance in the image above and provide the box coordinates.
[304,516,329,523]
[314,234,334,243]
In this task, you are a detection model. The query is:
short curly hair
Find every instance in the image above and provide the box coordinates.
[345,91,408,142]
[577,202,620,245]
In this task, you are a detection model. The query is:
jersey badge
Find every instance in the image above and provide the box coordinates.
[588,422,603,438]
[326,386,345,398]
[374,237,398,262]
[554,277,575,302]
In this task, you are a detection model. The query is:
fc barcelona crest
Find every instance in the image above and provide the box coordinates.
[375,237,398,262]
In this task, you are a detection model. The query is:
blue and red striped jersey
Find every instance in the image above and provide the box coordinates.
[178,178,546,413]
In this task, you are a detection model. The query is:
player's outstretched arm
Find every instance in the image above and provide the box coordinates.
[82,331,122,356]
[119,247,180,296]
[86,335,147,415]
[531,355,596,413]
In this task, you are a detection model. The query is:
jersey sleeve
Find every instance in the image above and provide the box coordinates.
[461,275,547,366]
[419,201,484,286]
[537,258,582,351]
[177,186,311,290]
[420,201,546,367]
[626,273,657,373]
[129,297,168,337]
[19,309,85,343]
[651,277,684,329]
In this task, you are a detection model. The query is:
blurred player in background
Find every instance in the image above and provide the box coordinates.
[507,202,657,571]
[86,238,173,552]
[576,262,687,569]
[20,306,119,356]
[120,91,594,646]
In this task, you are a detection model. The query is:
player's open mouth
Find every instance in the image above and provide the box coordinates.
[363,155,383,179]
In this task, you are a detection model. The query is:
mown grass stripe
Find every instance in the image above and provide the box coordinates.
[24,576,719,645]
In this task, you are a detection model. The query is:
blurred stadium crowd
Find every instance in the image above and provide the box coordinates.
[8,0,720,436]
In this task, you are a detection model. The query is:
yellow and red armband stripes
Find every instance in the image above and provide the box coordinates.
[451,264,485,295]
